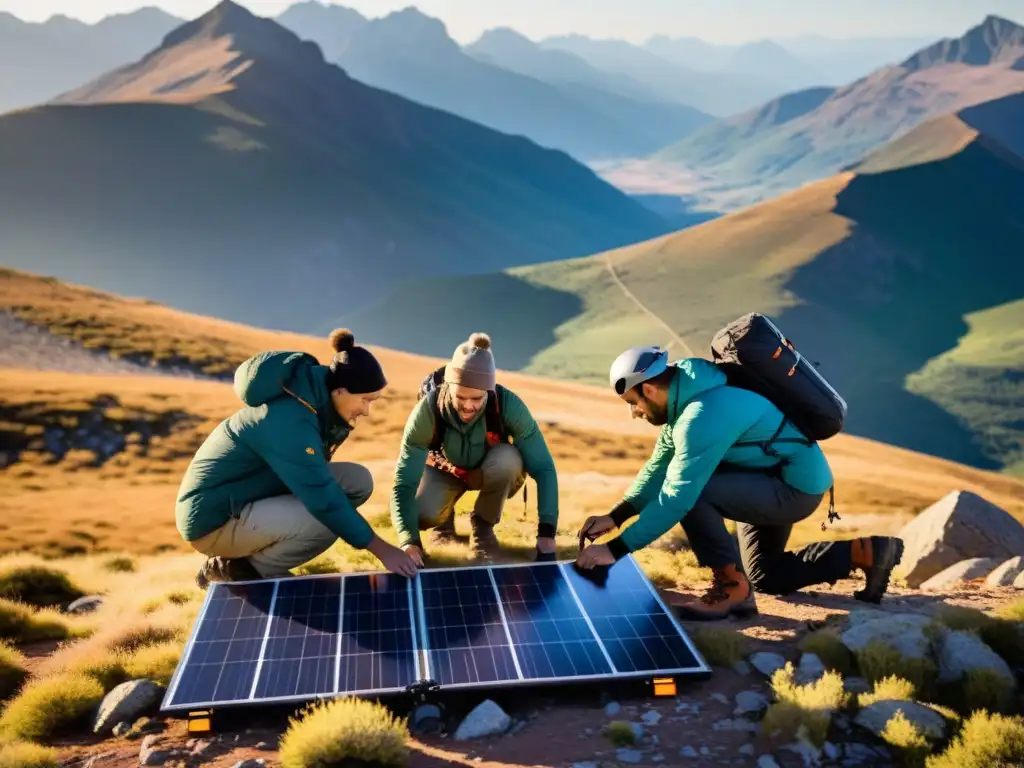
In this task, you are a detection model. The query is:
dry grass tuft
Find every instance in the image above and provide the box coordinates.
[932,604,1024,669]
[858,675,917,708]
[0,741,60,768]
[798,629,855,676]
[690,626,749,668]
[882,710,932,768]
[761,662,847,746]
[994,598,1024,623]
[0,563,84,608]
[855,640,938,700]
[0,672,105,742]
[0,642,28,702]
[925,710,1024,767]
[603,720,638,746]
[278,697,410,768]
[0,599,79,644]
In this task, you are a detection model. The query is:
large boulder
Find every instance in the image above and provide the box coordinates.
[894,490,1024,588]
[985,556,1024,587]
[919,558,1001,591]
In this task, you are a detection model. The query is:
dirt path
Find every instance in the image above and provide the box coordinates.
[0,310,216,380]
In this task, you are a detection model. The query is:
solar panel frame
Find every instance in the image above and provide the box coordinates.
[160,556,710,713]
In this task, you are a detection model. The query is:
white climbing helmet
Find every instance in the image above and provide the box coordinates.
[609,345,669,395]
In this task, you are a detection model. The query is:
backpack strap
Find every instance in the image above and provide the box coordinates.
[484,385,510,447]
[733,414,810,463]
[427,387,446,453]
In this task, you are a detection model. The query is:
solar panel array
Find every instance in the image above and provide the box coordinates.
[161,556,710,712]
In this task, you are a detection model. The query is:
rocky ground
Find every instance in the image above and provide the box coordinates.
[48,576,1022,768]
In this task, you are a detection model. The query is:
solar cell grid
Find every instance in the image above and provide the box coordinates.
[162,557,709,712]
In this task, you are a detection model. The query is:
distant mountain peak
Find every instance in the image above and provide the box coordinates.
[902,13,1024,70]
[159,0,325,68]
[363,6,459,55]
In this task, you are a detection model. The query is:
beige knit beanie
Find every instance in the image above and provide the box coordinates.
[444,332,496,391]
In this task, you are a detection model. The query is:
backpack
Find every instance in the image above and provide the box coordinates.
[418,365,511,480]
[709,312,847,528]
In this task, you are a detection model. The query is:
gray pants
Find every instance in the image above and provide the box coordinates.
[417,443,526,529]
[190,462,374,578]
[681,469,852,595]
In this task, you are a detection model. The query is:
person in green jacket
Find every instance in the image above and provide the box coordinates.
[576,346,904,620]
[390,332,559,563]
[176,328,419,588]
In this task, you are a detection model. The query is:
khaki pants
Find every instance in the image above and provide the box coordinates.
[417,443,526,530]
[190,462,374,578]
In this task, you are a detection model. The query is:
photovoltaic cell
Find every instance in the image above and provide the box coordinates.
[162,556,709,712]
[417,569,518,686]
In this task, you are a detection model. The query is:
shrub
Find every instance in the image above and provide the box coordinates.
[124,641,181,686]
[858,675,916,708]
[0,599,74,643]
[0,642,28,702]
[925,710,1024,768]
[0,672,105,742]
[0,741,59,768]
[0,565,84,608]
[994,598,1024,623]
[855,640,937,700]
[690,626,748,667]
[882,710,931,768]
[603,720,637,746]
[932,605,1024,669]
[102,556,137,573]
[798,629,855,676]
[761,663,847,746]
[278,697,409,768]
[955,668,1015,715]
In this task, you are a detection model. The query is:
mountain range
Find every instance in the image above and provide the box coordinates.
[0,1,667,334]
[340,90,1024,477]
[650,14,1024,210]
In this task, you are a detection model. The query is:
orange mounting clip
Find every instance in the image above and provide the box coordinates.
[187,710,213,734]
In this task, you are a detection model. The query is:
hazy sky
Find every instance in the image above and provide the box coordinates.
[2,0,1023,44]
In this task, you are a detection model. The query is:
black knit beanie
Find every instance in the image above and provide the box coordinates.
[324,328,388,394]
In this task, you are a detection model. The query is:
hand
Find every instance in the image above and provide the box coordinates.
[535,536,557,562]
[575,543,615,569]
[367,536,419,579]
[403,544,426,568]
[577,514,616,551]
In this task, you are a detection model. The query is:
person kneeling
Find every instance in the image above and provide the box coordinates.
[390,332,560,564]
[575,345,903,621]
[175,328,418,587]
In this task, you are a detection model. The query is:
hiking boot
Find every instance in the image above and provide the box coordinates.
[469,515,501,561]
[673,564,758,621]
[852,536,904,604]
[195,556,263,590]
[427,512,458,547]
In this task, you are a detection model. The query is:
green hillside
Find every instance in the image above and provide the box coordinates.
[0,1,668,336]
[344,112,1024,474]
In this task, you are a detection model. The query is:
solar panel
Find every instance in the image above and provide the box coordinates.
[161,556,710,712]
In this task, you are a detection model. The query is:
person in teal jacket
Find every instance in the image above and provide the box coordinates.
[176,328,418,588]
[390,332,559,563]
[575,346,903,620]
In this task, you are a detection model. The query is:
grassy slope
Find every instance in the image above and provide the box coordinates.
[0,4,667,336]
[344,118,1024,473]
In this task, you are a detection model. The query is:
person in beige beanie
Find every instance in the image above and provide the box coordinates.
[389,332,561,562]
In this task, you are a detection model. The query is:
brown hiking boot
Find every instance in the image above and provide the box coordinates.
[427,512,458,547]
[195,556,263,590]
[470,514,501,561]
[673,564,758,621]
[851,536,904,604]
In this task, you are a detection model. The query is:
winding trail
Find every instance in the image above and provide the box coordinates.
[602,253,696,357]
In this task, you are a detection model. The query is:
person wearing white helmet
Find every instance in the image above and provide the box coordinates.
[574,344,903,621]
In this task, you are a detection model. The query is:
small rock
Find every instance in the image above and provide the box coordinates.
[757,756,781,768]
[734,690,770,716]
[711,692,730,705]
[985,556,1024,586]
[920,557,1001,590]
[824,742,840,759]
[739,745,755,756]
[652,754,665,762]
[572,763,597,768]
[840,613,932,661]
[64,595,104,615]
[138,735,176,767]
[843,677,871,695]
[842,742,882,766]
[190,739,214,756]
[701,746,711,755]
[679,746,698,758]
[231,761,265,768]
[732,661,751,676]
[605,701,621,717]
[93,680,163,737]
[254,741,273,750]
[629,722,644,740]
[616,748,643,763]
[712,718,758,732]
[82,752,118,767]
[749,652,787,677]
[509,719,527,735]
[454,700,511,740]
[641,710,662,726]
[935,628,1015,686]
[796,653,826,684]
[855,700,947,740]
[112,722,132,737]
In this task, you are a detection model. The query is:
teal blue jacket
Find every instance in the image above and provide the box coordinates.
[605,358,834,557]
[175,351,375,549]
